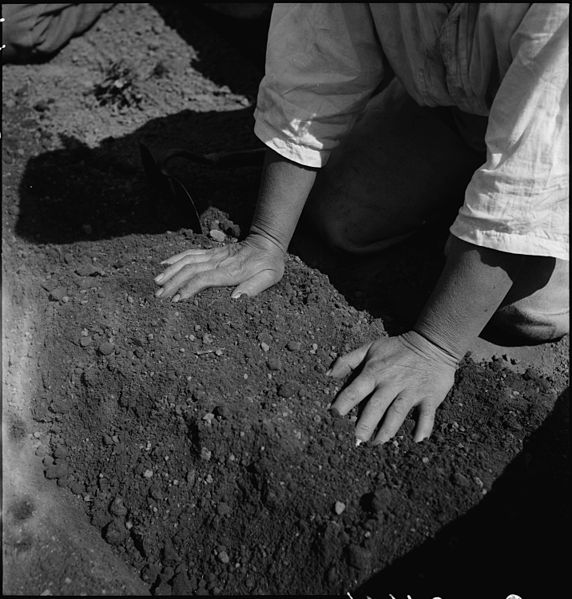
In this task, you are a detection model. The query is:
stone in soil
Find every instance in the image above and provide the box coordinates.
[334,501,346,515]
[98,341,115,355]
[277,382,300,398]
[267,357,282,370]
[171,573,194,595]
[370,488,393,514]
[49,287,67,301]
[346,544,372,570]
[209,229,226,242]
[286,340,302,351]
[104,521,128,545]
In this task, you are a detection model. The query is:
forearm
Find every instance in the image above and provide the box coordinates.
[249,149,318,253]
[413,235,526,360]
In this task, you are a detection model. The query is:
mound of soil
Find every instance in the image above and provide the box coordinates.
[3,3,569,597]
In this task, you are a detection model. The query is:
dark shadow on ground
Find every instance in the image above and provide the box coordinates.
[14,106,264,243]
[352,387,571,599]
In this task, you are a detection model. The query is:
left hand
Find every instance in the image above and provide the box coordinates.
[328,330,459,444]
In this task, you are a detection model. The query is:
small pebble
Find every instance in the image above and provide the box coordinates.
[214,405,229,420]
[193,390,207,402]
[143,469,154,479]
[370,488,392,513]
[80,336,92,347]
[209,229,226,242]
[110,496,128,517]
[104,522,126,545]
[452,472,471,488]
[75,264,97,276]
[49,287,67,301]
[260,342,270,352]
[286,340,302,351]
[218,550,230,564]
[54,445,68,459]
[346,544,372,570]
[98,341,115,356]
[200,447,212,461]
[334,501,346,515]
[277,382,299,398]
[267,357,282,371]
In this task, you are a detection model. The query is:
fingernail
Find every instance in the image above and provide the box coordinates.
[329,406,342,418]
[232,292,248,300]
[355,438,364,447]
[325,368,332,376]
[172,294,180,303]
[155,274,164,282]
[155,288,163,297]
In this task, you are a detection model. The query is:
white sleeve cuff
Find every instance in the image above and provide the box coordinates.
[450,218,569,262]
[253,115,329,169]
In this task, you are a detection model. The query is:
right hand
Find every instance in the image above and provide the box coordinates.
[154,234,286,302]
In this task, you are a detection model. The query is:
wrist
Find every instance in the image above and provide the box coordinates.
[400,329,462,368]
[246,227,288,255]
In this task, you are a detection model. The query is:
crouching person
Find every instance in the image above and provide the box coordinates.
[154,4,569,445]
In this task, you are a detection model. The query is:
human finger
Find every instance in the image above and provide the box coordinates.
[160,248,211,265]
[413,402,436,443]
[172,267,242,301]
[372,393,416,445]
[354,388,396,443]
[156,262,218,299]
[155,253,216,285]
[326,343,372,379]
[231,268,282,299]
[329,371,376,417]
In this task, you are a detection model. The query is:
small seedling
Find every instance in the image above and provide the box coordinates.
[94,62,143,108]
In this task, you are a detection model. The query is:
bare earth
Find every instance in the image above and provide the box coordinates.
[3,4,569,598]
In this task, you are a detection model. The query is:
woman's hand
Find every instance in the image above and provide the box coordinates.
[327,330,458,444]
[154,234,286,302]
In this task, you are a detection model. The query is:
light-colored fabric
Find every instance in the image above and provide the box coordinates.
[2,3,113,61]
[254,3,569,261]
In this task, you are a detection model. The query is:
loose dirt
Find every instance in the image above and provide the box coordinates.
[3,4,569,598]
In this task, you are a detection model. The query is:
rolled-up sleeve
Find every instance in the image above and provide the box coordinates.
[451,4,569,261]
[254,3,385,167]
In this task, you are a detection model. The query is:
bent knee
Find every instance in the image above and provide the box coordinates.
[481,304,569,346]
[319,218,367,254]
[316,211,414,255]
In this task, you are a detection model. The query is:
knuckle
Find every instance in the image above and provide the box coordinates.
[390,398,411,417]
[358,371,377,389]
[181,263,196,275]
[355,422,374,437]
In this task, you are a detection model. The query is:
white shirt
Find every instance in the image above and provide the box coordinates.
[254,3,569,261]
